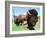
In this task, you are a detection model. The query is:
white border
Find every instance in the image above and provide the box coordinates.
[10,4,43,34]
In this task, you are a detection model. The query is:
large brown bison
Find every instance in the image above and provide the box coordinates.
[14,15,27,26]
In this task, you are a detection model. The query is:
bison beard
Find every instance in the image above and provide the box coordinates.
[27,9,38,30]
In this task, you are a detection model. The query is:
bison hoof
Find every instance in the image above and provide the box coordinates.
[27,27,35,30]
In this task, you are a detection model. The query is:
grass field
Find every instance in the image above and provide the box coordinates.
[12,19,40,31]
[12,21,28,31]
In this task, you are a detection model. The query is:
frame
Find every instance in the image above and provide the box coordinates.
[5,1,45,37]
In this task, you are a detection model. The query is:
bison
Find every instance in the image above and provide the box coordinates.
[14,15,27,26]
[27,9,38,30]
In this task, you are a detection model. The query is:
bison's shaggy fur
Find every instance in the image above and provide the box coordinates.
[27,9,38,30]
[14,15,27,26]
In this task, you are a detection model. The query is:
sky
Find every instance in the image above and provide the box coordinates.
[12,7,40,16]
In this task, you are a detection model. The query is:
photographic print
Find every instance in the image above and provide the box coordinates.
[10,4,43,34]
[5,1,45,37]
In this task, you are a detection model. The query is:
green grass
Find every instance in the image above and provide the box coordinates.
[12,22,28,31]
[12,19,40,31]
